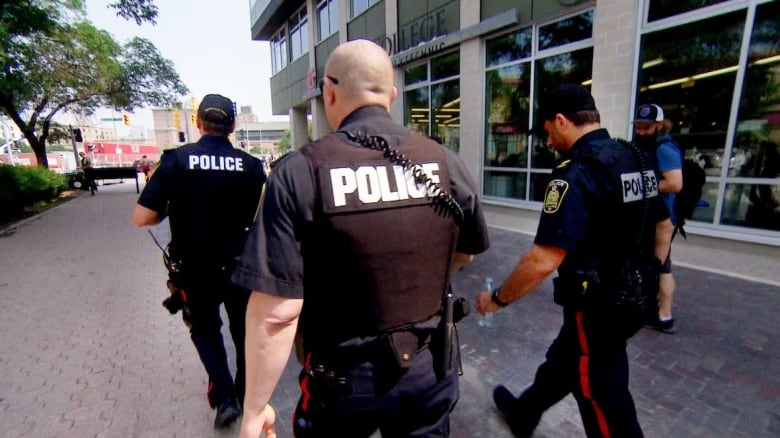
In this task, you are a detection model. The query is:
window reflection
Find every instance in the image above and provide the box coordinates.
[484,170,526,200]
[638,10,745,177]
[486,27,532,67]
[402,52,460,151]
[648,0,729,23]
[538,10,593,51]
[485,63,530,167]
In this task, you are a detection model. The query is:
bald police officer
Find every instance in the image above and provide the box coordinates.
[233,39,489,438]
[132,94,266,429]
[477,84,673,437]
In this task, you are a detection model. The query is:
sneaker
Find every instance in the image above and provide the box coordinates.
[646,317,676,334]
[493,385,535,438]
[214,398,241,429]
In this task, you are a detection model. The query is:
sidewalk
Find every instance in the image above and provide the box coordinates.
[482,203,780,286]
[0,182,777,437]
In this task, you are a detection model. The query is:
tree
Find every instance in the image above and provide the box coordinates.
[0,0,187,167]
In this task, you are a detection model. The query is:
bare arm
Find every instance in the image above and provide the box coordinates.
[659,168,682,194]
[239,292,303,438]
[450,251,474,273]
[131,204,161,227]
[476,244,566,314]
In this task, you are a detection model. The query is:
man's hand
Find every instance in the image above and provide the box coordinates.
[239,404,277,438]
[476,291,501,315]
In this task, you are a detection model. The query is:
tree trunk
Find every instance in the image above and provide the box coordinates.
[30,136,49,168]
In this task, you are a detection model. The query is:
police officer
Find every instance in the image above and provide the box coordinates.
[232,39,489,438]
[131,93,266,429]
[476,84,673,437]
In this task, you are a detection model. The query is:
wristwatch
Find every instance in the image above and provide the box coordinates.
[491,287,509,307]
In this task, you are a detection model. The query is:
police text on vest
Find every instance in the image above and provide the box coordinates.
[188,155,244,171]
[621,170,659,202]
[330,163,440,207]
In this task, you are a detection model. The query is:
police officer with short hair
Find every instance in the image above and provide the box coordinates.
[132,93,266,429]
[476,84,673,437]
[233,39,489,438]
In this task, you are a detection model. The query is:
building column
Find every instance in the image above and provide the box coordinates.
[309,0,330,139]
[385,1,403,121]
[590,0,639,139]
[458,1,483,184]
[290,107,308,150]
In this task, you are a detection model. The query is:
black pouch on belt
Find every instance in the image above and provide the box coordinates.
[388,331,420,369]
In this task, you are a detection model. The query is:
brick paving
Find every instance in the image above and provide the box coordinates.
[0,181,777,437]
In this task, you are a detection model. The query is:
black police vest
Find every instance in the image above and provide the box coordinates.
[562,138,660,283]
[166,138,265,267]
[298,132,459,348]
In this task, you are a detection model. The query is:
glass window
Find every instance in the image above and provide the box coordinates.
[648,0,730,23]
[728,1,780,231]
[271,29,288,73]
[538,10,593,51]
[402,52,460,151]
[431,51,459,81]
[405,87,429,135]
[431,79,460,152]
[486,27,532,68]
[318,0,339,41]
[637,10,745,179]
[351,0,378,18]
[404,64,427,86]
[485,63,531,167]
[483,11,594,202]
[290,9,308,61]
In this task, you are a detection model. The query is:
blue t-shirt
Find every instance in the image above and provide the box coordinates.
[656,134,682,225]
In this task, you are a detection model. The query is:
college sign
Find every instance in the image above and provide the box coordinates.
[384,9,519,67]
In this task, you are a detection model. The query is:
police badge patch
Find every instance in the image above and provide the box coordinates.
[543,179,569,213]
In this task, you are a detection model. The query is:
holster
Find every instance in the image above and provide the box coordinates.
[552,274,593,308]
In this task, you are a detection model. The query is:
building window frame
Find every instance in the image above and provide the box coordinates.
[289,5,309,62]
[350,0,379,19]
[318,0,340,42]
[270,27,288,74]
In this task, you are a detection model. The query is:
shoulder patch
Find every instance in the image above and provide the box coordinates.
[543,179,569,213]
[555,159,572,169]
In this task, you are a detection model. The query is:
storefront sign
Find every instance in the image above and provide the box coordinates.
[388,9,519,66]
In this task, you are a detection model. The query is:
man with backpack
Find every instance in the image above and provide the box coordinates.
[634,104,682,334]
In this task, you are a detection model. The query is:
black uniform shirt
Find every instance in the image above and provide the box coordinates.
[232,106,490,299]
[534,128,669,275]
[138,134,266,265]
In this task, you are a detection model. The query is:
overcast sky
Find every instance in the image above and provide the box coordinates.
[83,0,285,133]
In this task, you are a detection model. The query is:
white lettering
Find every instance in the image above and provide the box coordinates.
[622,170,659,202]
[330,168,357,207]
[356,167,382,204]
[328,162,441,207]
[187,154,244,171]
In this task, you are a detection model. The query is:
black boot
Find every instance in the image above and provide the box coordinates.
[493,385,538,438]
[214,397,241,429]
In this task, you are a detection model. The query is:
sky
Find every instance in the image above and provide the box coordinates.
[83,0,286,136]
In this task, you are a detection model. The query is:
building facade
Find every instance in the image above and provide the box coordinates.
[251,0,780,245]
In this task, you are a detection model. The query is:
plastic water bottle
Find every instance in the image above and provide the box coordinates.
[479,277,494,328]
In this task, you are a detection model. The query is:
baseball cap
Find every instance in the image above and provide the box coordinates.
[198,94,235,126]
[534,84,597,134]
[633,104,664,123]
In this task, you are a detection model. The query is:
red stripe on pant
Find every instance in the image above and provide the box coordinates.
[300,352,313,411]
[575,311,611,438]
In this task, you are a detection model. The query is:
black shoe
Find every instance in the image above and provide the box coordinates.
[646,317,676,334]
[214,398,241,429]
[493,385,535,438]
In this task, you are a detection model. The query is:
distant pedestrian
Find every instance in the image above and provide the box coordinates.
[138,155,152,181]
[634,103,682,334]
[131,93,266,430]
[478,84,673,437]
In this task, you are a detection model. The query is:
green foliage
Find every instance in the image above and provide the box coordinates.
[0,0,187,168]
[278,130,291,154]
[0,165,67,219]
[249,146,261,154]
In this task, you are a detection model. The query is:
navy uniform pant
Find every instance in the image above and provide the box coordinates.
[516,307,643,437]
[293,343,458,437]
[178,267,250,408]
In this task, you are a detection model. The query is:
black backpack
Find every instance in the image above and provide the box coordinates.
[674,157,706,238]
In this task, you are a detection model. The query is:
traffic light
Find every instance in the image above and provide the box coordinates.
[122,113,130,126]
[173,108,181,129]
[178,131,185,143]
[72,128,83,142]
[190,113,196,125]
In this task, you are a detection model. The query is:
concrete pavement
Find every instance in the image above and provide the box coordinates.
[0,180,777,437]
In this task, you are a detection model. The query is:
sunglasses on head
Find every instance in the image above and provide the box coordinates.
[318,75,339,93]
